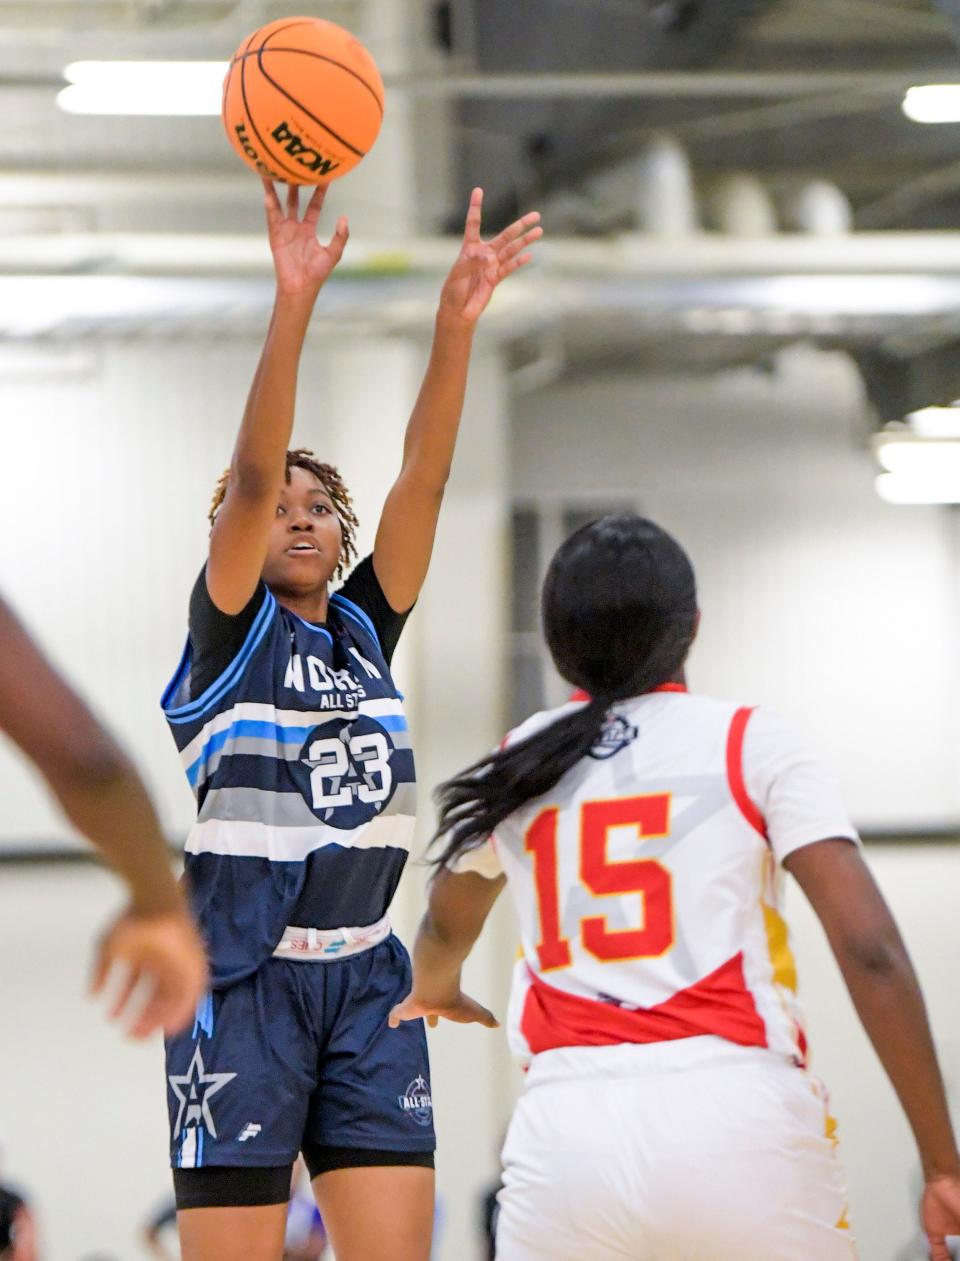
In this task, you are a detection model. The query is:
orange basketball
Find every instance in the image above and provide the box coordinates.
[222,16,384,184]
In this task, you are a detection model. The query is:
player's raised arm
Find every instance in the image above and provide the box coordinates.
[389,867,504,1030]
[372,188,542,613]
[205,181,349,615]
[785,839,960,1260]
[0,595,207,1037]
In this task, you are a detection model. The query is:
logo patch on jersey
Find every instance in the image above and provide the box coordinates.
[589,713,639,760]
[168,1043,237,1141]
[398,1075,433,1127]
[293,713,398,827]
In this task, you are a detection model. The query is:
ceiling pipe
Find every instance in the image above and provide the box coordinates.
[6,232,960,278]
[705,174,779,237]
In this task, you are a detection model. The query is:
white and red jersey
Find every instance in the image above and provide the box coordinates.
[454,685,859,1067]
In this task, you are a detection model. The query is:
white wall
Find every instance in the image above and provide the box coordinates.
[512,346,960,830]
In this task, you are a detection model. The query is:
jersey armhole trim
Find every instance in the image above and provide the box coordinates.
[329,593,382,651]
[726,706,769,842]
[161,589,276,722]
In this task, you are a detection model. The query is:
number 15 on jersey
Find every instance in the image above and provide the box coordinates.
[525,793,675,971]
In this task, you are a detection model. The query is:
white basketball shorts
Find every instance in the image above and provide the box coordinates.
[496,1038,857,1261]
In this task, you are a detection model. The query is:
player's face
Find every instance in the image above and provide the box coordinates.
[262,466,343,595]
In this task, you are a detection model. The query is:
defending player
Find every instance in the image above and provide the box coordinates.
[391,515,960,1261]
[0,595,206,1038]
[160,180,541,1261]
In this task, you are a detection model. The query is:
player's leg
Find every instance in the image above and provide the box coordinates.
[614,1053,857,1261]
[165,965,317,1261]
[661,1060,858,1261]
[312,1164,435,1261]
[177,1202,289,1261]
[495,1074,647,1261]
[304,936,438,1261]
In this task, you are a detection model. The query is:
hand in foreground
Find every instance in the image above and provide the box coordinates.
[262,179,349,298]
[923,1175,960,1261]
[389,990,500,1030]
[437,187,542,327]
[91,907,208,1039]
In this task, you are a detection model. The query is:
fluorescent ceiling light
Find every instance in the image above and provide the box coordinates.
[902,84,960,124]
[58,61,227,116]
[874,437,960,475]
[876,472,960,505]
[905,405,960,439]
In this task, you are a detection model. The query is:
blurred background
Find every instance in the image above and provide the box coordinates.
[2,1,960,1258]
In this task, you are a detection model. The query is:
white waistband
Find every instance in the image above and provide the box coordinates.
[525,1036,791,1086]
[273,914,391,961]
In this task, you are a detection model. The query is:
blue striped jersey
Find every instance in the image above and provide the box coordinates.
[162,582,416,987]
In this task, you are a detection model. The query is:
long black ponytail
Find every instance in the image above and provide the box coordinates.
[432,516,698,868]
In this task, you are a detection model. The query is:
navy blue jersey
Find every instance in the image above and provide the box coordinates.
[162,580,416,988]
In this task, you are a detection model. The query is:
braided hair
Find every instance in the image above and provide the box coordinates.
[432,516,698,867]
[208,448,360,579]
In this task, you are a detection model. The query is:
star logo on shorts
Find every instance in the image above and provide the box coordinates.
[168,1044,237,1139]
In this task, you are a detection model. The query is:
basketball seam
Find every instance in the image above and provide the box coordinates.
[257,27,367,158]
[239,42,307,183]
[253,18,315,52]
[232,47,384,117]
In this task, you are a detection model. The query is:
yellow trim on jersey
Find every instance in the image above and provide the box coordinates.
[762,900,798,993]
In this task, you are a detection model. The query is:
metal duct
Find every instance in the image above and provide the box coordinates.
[705,174,778,237]
[781,181,854,236]
[451,0,772,226]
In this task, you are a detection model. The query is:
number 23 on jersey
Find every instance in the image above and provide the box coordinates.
[525,794,675,971]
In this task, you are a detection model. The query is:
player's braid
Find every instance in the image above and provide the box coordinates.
[431,515,698,868]
[207,449,359,579]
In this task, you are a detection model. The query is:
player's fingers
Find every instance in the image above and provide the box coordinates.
[117,967,159,1034]
[463,187,483,243]
[160,990,198,1038]
[499,252,534,280]
[262,177,283,220]
[497,224,544,263]
[286,182,300,220]
[304,183,328,226]
[327,216,350,262]
[489,210,541,252]
[927,1236,950,1261]
[106,960,141,1021]
[89,942,112,996]
[129,985,174,1040]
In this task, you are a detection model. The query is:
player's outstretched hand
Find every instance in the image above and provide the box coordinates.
[389,990,500,1031]
[262,179,349,299]
[91,907,208,1039]
[922,1175,960,1260]
[437,187,542,327]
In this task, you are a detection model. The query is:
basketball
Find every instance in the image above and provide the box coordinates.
[222,16,384,184]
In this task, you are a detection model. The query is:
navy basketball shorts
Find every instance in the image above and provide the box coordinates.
[164,934,434,1205]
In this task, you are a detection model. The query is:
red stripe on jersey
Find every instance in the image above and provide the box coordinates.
[796,1024,808,1067]
[520,951,768,1054]
[726,707,768,840]
[569,684,689,702]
